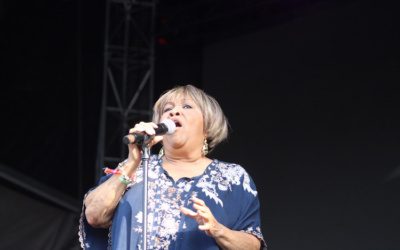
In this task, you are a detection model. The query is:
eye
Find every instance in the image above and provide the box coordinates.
[163,107,172,113]
[183,104,192,109]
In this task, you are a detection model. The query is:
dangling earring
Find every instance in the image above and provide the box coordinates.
[202,138,209,156]
[158,147,164,158]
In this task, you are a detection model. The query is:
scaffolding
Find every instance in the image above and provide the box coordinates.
[96,0,157,179]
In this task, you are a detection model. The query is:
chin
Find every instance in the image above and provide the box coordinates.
[171,140,189,150]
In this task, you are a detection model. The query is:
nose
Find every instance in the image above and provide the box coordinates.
[168,106,181,117]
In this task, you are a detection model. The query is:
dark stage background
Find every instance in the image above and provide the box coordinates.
[1,0,399,249]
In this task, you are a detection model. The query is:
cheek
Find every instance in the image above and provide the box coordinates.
[160,113,168,121]
[196,115,205,133]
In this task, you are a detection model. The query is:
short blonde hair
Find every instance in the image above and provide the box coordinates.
[152,85,229,152]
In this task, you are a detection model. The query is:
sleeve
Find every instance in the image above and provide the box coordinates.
[78,174,112,250]
[232,172,267,249]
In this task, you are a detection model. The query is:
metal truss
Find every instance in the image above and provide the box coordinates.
[96,0,157,179]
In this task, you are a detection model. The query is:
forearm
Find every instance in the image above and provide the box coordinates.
[84,161,138,228]
[214,224,260,250]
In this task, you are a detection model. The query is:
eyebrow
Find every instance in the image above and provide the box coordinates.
[164,99,193,105]
[164,101,174,106]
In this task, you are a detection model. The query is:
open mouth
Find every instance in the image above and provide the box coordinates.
[174,121,182,127]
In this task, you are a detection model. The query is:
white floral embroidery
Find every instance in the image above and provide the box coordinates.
[132,157,193,250]
[197,174,223,207]
[243,172,258,196]
[241,226,265,246]
[78,199,87,249]
[196,161,258,207]
[135,211,142,223]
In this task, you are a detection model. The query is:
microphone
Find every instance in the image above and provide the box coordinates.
[122,119,176,145]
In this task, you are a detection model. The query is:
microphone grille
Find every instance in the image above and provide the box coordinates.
[161,119,176,134]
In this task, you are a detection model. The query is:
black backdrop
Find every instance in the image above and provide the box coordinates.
[202,1,400,249]
[1,0,399,249]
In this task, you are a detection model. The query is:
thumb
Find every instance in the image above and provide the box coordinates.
[149,135,163,147]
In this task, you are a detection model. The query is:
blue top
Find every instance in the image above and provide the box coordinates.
[79,155,265,249]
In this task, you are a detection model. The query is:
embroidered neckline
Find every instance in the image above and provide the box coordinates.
[158,157,217,183]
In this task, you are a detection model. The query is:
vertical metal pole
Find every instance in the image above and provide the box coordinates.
[141,143,151,250]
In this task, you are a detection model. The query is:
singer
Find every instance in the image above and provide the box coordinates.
[79,85,266,249]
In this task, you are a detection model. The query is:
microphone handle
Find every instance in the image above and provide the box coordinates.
[122,121,172,145]
[122,133,152,145]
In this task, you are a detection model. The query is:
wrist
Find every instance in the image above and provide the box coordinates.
[210,223,226,239]
[120,159,138,176]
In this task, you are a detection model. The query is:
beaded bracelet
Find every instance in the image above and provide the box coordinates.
[103,160,135,185]
[119,174,133,185]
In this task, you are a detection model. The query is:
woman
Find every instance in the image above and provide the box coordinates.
[79,85,265,249]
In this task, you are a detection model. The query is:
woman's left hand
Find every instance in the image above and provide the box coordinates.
[180,197,224,238]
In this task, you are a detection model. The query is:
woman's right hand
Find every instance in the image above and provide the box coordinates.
[126,121,164,164]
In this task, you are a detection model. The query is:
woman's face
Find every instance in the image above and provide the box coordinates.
[160,94,205,154]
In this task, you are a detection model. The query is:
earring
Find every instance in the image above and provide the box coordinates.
[202,139,209,156]
[158,147,164,158]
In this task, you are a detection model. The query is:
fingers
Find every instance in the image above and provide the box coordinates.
[191,197,210,214]
[124,121,161,167]
[198,224,211,231]
[181,197,208,219]
[129,122,158,136]
[127,122,163,147]
[180,206,197,218]
[193,204,210,216]
[181,197,221,237]
[150,135,164,147]
[180,205,207,219]
[180,206,206,227]
[190,197,208,214]
[180,198,207,221]
[191,196,206,205]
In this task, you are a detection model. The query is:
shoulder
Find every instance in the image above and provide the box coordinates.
[211,159,250,180]
[212,159,244,169]
[207,159,258,197]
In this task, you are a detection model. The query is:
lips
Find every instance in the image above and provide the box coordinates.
[171,118,182,127]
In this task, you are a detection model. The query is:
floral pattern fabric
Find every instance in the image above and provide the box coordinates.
[79,155,265,249]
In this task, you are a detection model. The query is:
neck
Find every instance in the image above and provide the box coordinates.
[164,151,204,164]
[162,151,211,181]
[163,144,204,162]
